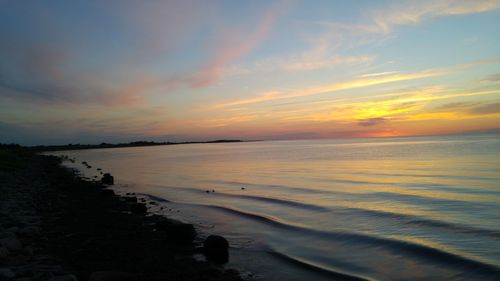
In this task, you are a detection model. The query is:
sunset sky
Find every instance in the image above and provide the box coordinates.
[1,0,499,145]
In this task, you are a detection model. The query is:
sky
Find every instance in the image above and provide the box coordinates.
[1,0,499,145]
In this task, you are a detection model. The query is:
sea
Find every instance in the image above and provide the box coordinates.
[50,134,500,281]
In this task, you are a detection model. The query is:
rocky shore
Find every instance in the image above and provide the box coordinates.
[0,147,242,281]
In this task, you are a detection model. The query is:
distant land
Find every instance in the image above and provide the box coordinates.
[0,140,256,152]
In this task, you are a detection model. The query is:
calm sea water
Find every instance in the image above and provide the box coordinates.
[52,134,500,281]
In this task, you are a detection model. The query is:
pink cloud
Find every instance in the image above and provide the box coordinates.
[189,1,290,87]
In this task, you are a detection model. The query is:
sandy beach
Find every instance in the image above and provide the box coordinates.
[0,147,242,281]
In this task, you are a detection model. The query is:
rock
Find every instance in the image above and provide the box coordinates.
[6,227,19,234]
[130,203,147,215]
[34,271,54,281]
[12,264,35,276]
[124,197,137,203]
[101,173,114,185]
[23,245,34,256]
[0,247,9,259]
[0,268,15,280]
[225,268,240,278]
[18,226,40,237]
[203,235,229,264]
[166,223,196,243]
[101,189,115,197]
[48,274,78,281]
[0,237,22,252]
[88,271,136,281]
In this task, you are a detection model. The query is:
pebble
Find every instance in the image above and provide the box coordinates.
[88,271,135,281]
[0,268,15,279]
[0,237,23,252]
[48,274,78,281]
[18,226,40,237]
[0,247,9,259]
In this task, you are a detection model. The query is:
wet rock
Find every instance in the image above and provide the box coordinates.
[203,235,229,264]
[130,203,147,215]
[88,271,136,281]
[101,173,114,185]
[0,268,15,280]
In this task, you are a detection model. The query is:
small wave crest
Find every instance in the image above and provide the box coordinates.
[204,204,500,276]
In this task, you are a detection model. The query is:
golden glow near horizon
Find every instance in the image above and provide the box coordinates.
[0,0,499,144]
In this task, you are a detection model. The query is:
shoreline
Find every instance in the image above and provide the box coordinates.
[0,148,243,281]
[25,140,260,152]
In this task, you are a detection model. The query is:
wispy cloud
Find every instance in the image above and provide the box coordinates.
[208,70,442,109]
[369,0,500,34]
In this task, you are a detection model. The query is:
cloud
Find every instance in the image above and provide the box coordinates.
[208,70,442,109]
[469,102,500,115]
[368,0,500,34]
[480,73,500,83]
[189,1,289,87]
[358,117,387,127]
[226,49,374,75]
[0,1,292,109]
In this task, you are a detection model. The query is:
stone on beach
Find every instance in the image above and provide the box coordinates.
[88,271,136,281]
[48,274,78,281]
[130,203,147,215]
[155,221,196,243]
[101,189,115,197]
[0,237,23,252]
[0,268,16,280]
[0,247,10,259]
[203,235,229,264]
[123,197,137,203]
[101,173,114,185]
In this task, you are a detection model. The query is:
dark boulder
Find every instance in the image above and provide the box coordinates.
[101,173,114,185]
[203,235,229,264]
[130,203,147,215]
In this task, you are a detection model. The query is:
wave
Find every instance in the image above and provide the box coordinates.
[338,207,500,239]
[136,193,171,203]
[139,184,500,239]
[203,205,500,276]
[207,192,329,212]
[267,250,372,281]
[353,171,499,182]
